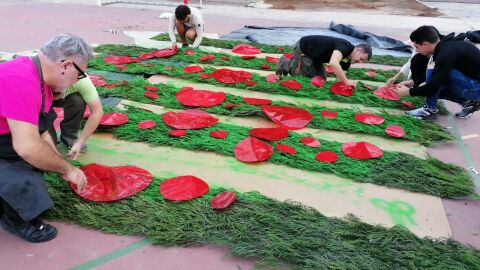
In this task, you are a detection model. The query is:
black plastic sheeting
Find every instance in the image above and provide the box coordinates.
[221,22,412,57]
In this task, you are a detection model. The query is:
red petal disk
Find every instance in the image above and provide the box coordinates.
[168,129,187,137]
[176,89,226,107]
[100,112,129,126]
[315,151,339,163]
[249,127,289,141]
[211,68,253,84]
[145,91,160,99]
[83,106,91,119]
[200,72,211,79]
[144,85,159,91]
[160,175,209,201]
[260,64,271,69]
[138,120,157,129]
[283,53,294,59]
[221,57,230,61]
[162,109,218,129]
[300,137,320,147]
[209,130,229,139]
[325,66,333,73]
[276,144,297,154]
[342,141,383,159]
[91,78,107,87]
[210,192,237,209]
[261,105,313,130]
[243,97,272,105]
[164,66,174,70]
[225,103,239,109]
[245,80,258,86]
[184,49,196,55]
[281,80,302,90]
[199,54,216,61]
[183,65,203,73]
[231,44,262,55]
[265,56,279,64]
[88,74,104,80]
[374,86,401,101]
[241,55,256,60]
[401,100,415,109]
[321,110,338,119]
[116,65,127,70]
[234,136,274,163]
[311,76,325,88]
[266,74,280,83]
[354,113,385,125]
[365,71,377,77]
[385,125,405,138]
[72,163,154,202]
[104,55,141,64]
[138,48,178,59]
[330,82,355,96]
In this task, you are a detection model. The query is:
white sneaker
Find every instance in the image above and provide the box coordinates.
[406,105,438,120]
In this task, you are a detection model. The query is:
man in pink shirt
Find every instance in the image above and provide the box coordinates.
[0,33,91,243]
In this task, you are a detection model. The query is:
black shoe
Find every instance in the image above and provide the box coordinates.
[455,101,480,119]
[1,216,57,243]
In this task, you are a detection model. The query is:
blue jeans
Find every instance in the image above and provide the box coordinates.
[425,69,480,110]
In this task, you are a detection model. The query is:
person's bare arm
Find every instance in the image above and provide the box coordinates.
[41,130,61,156]
[8,119,87,190]
[328,50,354,85]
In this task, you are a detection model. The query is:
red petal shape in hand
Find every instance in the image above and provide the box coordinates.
[183,65,203,73]
[144,91,160,99]
[260,64,271,69]
[374,86,400,101]
[232,44,262,55]
[342,141,383,159]
[144,85,159,91]
[281,80,302,90]
[243,97,272,105]
[261,105,313,130]
[168,129,187,137]
[138,120,157,129]
[199,54,216,61]
[72,163,153,202]
[212,68,252,84]
[311,76,325,88]
[249,127,289,141]
[300,137,320,147]
[365,71,377,77]
[321,110,338,119]
[276,144,297,154]
[209,130,229,139]
[265,56,279,64]
[176,89,226,107]
[160,175,209,201]
[162,109,218,129]
[104,55,141,64]
[210,192,237,209]
[283,53,294,59]
[100,112,129,126]
[184,49,196,55]
[354,113,385,125]
[315,151,338,163]
[266,74,280,83]
[385,125,405,138]
[234,136,273,163]
[330,82,355,96]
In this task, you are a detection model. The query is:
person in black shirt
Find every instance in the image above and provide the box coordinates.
[395,26,480,119]
[275,35,372,87]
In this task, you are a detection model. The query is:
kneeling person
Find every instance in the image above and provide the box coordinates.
[168,4,204,49]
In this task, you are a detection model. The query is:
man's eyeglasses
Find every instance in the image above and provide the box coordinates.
[72,62,87,80]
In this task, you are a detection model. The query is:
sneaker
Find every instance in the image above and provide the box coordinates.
[61,137,88,153]
[406,104,439,120]
[275,56,289,77]
[1,216,57,243]
[455,101,480,119]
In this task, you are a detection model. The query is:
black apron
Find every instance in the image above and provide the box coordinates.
[0,56,57,222]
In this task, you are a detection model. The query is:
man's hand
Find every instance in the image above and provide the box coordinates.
[66,140,85,160]
[172,42,178,50]
[394,84,411,96]
[346,80,357,88]
[386,77,397,86]
[399,80,414,88]
[62,166,87,191]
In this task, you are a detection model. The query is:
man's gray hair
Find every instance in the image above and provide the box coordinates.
[40,33,93,64]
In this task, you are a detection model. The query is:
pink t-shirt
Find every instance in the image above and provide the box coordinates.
[0,56,53,135]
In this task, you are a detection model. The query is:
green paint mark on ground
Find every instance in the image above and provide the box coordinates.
[370,198,416,227]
